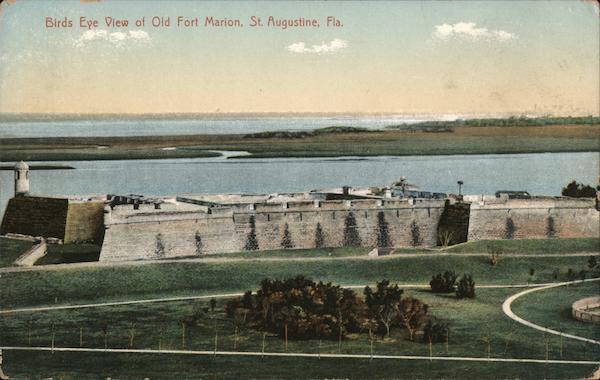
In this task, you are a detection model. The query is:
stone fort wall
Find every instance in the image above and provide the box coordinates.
[99,198,446,261]
[467,197,599,241]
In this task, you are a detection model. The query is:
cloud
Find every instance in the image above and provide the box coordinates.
[287,38,348,54]
[74,29,150,47]
[433,22,516,42]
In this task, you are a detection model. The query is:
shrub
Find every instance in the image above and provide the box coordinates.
[244,216,259,251]
[438,230,454,247]
[456,274,476,299]
[376,211,393,248]
[343,212,362,247]
[155,233,166,258]
[546,216,556,238]
[505,218,516,239]
[489,248,501,267]
[410,221,421,246]
[314,223,325,248]
[430,271,457,293]
[194,231,203,255]
[423,320,449,343]
[281,223,294,249]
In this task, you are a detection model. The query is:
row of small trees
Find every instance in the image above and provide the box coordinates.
[244,212,423,251]
[225,277,440,343]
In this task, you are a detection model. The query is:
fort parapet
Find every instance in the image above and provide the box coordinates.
[1,188,598,262]
[99,196,447,261]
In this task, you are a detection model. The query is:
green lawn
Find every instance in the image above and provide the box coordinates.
[3,350,596,380]
[0,288,598,379]
[0,237,33,267]
[0,255,593,309]
[444,238,600,254]
[512,281,600,341]
[1,239,598,378]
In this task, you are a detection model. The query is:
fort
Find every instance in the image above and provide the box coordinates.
[1,162,598,262]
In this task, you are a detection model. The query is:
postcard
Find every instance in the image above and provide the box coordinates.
[0,1,598,379]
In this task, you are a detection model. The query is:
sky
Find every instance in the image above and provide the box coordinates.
[0,0,598,115]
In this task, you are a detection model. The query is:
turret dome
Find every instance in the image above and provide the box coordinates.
[14,161,29,170]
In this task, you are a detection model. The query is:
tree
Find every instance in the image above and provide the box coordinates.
[489,248,501,267]
[430,271,457,293]
[398,297,429,341]
[505,218,516,239]
[423,320,449,344]
[364,280,404,337]
[127,321,137,348]
[225,276,366,340]
[546,216,556,238]
[281,223,294,249]
[376,211,393,248]
[561,180,597,198]
[155,233,166,258]
[194,231,203,255]
[410,221,421,246]
[244,215,259,251]
[315,222,325,248]
[343,212,362,247]
[456,274,476,299]
[210,298,217,312]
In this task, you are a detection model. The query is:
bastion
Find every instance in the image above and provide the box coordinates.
[0,162,598,262]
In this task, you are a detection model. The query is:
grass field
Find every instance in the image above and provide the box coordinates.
[2,237,597,269]
[511,281,600,341]
[1,238,598,378]
[4,351,595,380]
[1,124,598,161]
[0,237,32,267]
[0,254,594,309]
[443,238,600,255]
[0,287,598,379]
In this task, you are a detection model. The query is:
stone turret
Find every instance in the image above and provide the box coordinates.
[14,161,30,196]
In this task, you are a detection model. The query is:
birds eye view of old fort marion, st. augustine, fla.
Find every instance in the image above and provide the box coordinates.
[0,1,599,379]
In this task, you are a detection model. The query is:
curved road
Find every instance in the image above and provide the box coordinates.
[0,282,581,315]
[502,278,600,346]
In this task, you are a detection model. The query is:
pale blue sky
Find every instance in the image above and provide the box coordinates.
[0,0,598,114]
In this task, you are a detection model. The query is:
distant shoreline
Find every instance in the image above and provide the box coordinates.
[0,123,597,162]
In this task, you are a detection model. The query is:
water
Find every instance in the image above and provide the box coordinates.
[0,152,597,216]
[0,116,454,138]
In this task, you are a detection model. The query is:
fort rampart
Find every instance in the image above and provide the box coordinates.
[467,197,599,241]
[1,193,598,262]
[99,198,446,261]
